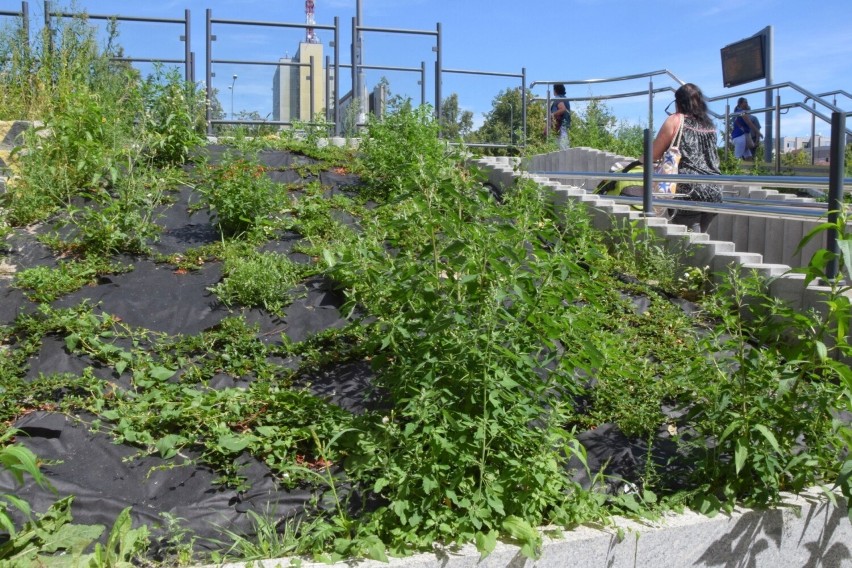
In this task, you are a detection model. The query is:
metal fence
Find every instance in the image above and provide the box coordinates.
[43,0,192,83]
[2,3,528,144]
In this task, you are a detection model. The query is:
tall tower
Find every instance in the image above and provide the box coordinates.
[305,0,319,44]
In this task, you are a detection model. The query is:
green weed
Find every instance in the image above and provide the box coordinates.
[210,246,310,315]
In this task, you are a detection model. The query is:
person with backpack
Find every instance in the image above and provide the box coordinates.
[550,83,571,149]
[731,97,761,160]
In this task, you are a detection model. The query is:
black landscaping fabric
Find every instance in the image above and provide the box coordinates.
[0,147,360,552]
[0,146,699,556]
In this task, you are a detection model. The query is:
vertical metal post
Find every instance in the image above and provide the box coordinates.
[350,17,357,112]
[521,67,527,147]
[205,8,213,135]
[763,25,774,163]
[643,128,653,215]
[420,61,426,106]
[825,111,847,281]
[774,94,781,175]
[309,55,315,121]
[333,16,340,135]
[545,86,551,139]
[355,0,364,119]
[183,9,191,83]
[724,102,731,152]
[509,100,515,146]
[325,55,331,127]
[22,1,29,46]
[43,0,52,58]
[435,22,442,119]
[648,78,654,134]
[190,51,195,84]
[810,101,816,165]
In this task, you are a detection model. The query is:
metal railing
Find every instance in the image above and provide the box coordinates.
[529,109,848,276]
[44,1,192,83]
[531,71,851,173]
[205,11,340,135]
[0,2,29,42]
[444,66,526,148]
[353,21,439,122]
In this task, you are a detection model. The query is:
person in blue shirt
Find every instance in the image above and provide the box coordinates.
[731,97,761,160]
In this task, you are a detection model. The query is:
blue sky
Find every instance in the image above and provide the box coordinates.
[4,0,850,137]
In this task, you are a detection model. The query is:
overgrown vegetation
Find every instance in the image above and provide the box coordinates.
[0,6,850,567]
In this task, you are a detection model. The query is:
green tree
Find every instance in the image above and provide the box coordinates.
[439,93,474,140]
[469,88,547,155]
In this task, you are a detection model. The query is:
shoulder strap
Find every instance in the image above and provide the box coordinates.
[671,114,684,148]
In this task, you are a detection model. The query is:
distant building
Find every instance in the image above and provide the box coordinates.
[272,42,330,123]
[779,135,831,154]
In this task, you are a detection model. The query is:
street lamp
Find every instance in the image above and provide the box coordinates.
[229,74,238,119]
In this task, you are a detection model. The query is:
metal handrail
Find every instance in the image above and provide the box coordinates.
[531,170,851,191]
[530,69,686,89]
[44,1,192,83]
[205,10,341,135]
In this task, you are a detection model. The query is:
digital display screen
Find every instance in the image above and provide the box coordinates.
[721,35,765,88]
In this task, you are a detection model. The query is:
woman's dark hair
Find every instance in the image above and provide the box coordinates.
[675,83,713,128]
[554,83,566,97]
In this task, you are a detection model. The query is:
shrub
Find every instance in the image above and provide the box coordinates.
[210,247,308,314]
[195,154,283,238]
[358,99,460,201]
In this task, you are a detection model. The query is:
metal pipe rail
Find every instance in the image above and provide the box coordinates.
[338,62,428,107]
[607,194,830,220]
[354,21,440,121]
[44,1,192,83]
[0,2,28,46]
[444,66,526,145]
[206,11,341,135]
[531,170,852,191]
[530,69,686,89]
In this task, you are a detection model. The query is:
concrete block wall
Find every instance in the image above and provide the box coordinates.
[209,489,850,568]
[522,147,826,269]
[474,149,842,314]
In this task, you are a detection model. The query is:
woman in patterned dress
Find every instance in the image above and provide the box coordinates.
[651,83,722,233]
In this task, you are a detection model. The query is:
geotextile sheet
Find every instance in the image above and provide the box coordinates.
[0,145,698,555]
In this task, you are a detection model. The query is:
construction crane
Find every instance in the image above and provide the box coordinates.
[305,0,319,43]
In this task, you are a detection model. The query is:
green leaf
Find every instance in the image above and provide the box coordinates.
[217,433,252,454]
[322,249,337,268]
[838,239,852,280]
[475,530,498,560]
[65,333,81,352]
[752,424,781,454]
[373,477,389,494]
[148,366,176,381]
[154,434,184,459]
[814,340,828,362]
[255,426,277,437]
[421,475,438,494]
[734,437,748,474]
[486,492,506,516]
[40,522,104,554]
[362,535,388,562]
[502,515,540,559]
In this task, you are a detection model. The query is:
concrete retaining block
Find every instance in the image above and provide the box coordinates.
[710,251,764,278]
[740,262,793,280]
[472,148,841,319]
[746,216,767,255]
[208,490,849,568]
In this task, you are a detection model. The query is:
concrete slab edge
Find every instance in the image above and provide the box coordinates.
[204,490,849,568]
